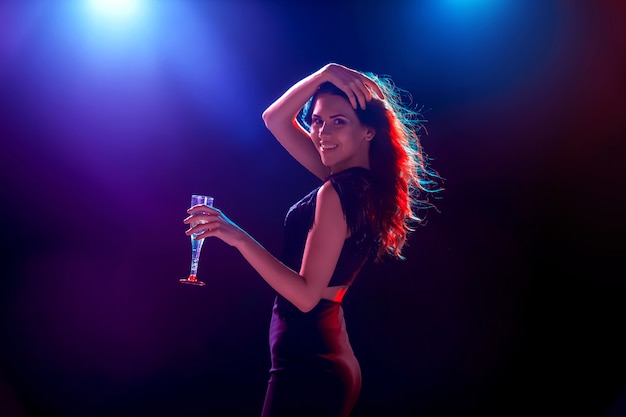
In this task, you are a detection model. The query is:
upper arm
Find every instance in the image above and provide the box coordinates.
[298,181,348,307]
[264,116,330,180]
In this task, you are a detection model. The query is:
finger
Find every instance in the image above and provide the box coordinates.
[185,225,201,236]
[185,220,215,236]
[194,223,223,239]
[194,229,213,239]
[367,81,384,100]
[187,205,218,214]
[358,87,369,109]
[362,85,373,102]
[357,93,366,110]
[360,76,384,100]
[348,80,368,109]
[188,203,217,212]
[183,212,211,223]
[341,86,358,109]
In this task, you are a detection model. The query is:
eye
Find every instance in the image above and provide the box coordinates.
[333,118,346,125]
[311,117,323,126]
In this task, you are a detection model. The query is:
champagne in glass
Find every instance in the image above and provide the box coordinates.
[180,194,214,286]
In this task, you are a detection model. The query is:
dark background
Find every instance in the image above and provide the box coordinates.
[1,0,625,416]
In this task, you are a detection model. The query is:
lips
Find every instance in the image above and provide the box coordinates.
[320,143,338,151]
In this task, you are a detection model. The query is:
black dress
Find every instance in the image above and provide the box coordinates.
[261,167,378,417]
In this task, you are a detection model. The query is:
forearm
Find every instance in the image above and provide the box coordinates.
[233,231,321,313]
[261,68,329,179]
[261,69,327,129]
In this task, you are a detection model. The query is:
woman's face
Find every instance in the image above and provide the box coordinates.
[310,93,374,173]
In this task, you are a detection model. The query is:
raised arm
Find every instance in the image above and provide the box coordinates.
[185,181,348,312]
[262,69,328,180]
[262,64,384,180]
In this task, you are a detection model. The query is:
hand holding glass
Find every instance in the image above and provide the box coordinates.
[180,194,214,286]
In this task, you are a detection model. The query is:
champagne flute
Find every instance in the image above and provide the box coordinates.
[180,194,214,286]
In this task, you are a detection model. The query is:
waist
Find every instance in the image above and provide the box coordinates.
[268,296,355,373]
[272,295,344,325]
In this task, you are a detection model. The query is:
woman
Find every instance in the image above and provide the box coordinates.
[184,63,441,416]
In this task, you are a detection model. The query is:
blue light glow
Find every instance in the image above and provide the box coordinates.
[87,0,143,20]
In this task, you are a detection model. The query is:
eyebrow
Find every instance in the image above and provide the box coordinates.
[311,113,347,119]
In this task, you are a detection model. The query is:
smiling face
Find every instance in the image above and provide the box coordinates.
[310,93,375,173]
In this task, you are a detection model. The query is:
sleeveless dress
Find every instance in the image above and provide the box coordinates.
[261,167,378,417]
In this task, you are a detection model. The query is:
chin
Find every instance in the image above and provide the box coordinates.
[320,157,333,167]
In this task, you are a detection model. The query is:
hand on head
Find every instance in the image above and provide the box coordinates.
[319,63,385,110]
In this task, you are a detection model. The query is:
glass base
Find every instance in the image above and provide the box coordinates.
[179,275,206,286]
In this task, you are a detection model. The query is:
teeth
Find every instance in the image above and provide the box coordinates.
[321,144,338,150]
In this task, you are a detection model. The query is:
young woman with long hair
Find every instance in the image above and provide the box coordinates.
[184,63,442,416]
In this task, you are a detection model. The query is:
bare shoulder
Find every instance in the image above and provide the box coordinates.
[317,180,340,203]
[315,181,345,222]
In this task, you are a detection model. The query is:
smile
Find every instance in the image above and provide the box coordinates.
[320,144,338,151]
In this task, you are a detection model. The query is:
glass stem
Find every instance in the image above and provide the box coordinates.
[189,235,205,277]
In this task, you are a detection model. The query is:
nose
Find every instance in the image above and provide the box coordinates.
[319,121,331,136]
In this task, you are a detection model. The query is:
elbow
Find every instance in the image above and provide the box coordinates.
[297,303,315,314]
[261,108,289,133]
[261,108,274,129]
[294,296,321,313]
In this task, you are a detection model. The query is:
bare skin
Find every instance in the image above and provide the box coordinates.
[185,182,346,310]
[184,64,383,311]
[262,63,384,179]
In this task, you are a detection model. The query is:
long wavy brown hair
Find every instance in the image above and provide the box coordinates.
[301,76,443,261]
